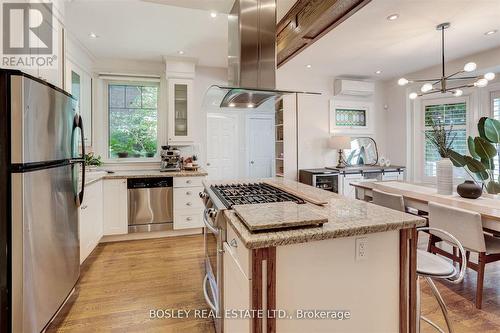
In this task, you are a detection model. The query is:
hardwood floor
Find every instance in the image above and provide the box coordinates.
[418,239,500,332]
[47,235,215,333]
[48,234,500,332]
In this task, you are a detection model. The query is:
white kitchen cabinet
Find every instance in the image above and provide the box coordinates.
[223,242,251,333]
[103,179,128,235]
[382,171,404,181]
[168,78,194,144]
[65,60,92,146]
[173,178,204,230]
[79,180,103,263]
[339,173,364,199]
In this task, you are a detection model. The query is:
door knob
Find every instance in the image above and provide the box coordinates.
[207,162,211,166]
[250,161,255,164]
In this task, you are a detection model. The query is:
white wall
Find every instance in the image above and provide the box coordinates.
[276,69,389,178]
[382,45,500,182]
[91,60,227,170]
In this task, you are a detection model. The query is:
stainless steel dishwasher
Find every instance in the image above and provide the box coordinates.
[128,177,173,233]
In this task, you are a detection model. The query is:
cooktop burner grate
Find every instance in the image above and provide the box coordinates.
[210,183,305,208]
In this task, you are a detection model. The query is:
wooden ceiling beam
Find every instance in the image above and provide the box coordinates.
[276,0,372,67]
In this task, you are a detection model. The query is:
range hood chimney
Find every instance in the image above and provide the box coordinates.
[207,0,318,109]
[228,0,276,90]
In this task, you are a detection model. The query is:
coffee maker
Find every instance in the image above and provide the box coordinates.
[160,145,181,171]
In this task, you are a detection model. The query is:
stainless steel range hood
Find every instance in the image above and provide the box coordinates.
[209,0,318,109]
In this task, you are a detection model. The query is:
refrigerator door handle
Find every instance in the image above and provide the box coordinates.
[71,114,85,206]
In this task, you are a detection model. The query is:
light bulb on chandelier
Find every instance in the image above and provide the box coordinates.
[484,72,496,81]
[421,83,433,93]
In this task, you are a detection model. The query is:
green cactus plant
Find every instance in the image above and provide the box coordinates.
[448,117,500,194]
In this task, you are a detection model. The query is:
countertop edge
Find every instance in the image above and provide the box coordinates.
[84,170,208,186]
[224,210,426,250]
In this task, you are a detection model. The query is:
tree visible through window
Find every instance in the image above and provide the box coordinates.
[424,102,467,177]
[108,84,158,158]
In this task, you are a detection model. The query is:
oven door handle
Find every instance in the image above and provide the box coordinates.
[203,274,218,312]
[203,209,219,235]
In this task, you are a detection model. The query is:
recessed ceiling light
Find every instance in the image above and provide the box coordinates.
[89,32,98,39]
[177,50,185,55]
[484,29,498,36]
[306,64,312,68]
[375,70,382,74]
[210,11,217,18]
[386,14,399,21]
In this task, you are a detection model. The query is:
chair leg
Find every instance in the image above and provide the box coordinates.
[427,234,434,253]
[424,277,454,333]
[452,247,457,267]
[416,276,421,333]
[476,253,486,309]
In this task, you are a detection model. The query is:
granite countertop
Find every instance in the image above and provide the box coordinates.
[85,169,207,186]
[222,178,425,249]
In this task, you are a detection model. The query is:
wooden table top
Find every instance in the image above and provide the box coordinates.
[351,181,500,222]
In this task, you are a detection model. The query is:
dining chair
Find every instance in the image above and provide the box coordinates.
[372,189,405,211]
[427,201,500,309]
[371,190,466,332]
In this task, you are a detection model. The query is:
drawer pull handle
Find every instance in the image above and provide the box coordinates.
[186,191,192,195]
[230,239,238,248]
[186,202,192,206]
[186,217,192,221]
[186,180,192,184]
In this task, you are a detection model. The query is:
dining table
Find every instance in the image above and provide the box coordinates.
[351,180,500,235]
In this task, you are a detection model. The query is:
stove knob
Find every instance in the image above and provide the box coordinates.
[207,208,217,218]
[199,192,208,199]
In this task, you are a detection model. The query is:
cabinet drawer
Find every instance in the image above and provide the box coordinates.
[174,188,204,210]
[173,210,203,229]
[226,224,251,280]
[173,176,204,188]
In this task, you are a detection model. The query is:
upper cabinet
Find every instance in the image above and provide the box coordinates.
[168,78,194,144]
[66,60,92,146]
[165,58,196,145]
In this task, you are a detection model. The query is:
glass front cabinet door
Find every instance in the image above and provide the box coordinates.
[168,78,194,144]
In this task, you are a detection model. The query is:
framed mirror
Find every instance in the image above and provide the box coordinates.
[345,137,378,166]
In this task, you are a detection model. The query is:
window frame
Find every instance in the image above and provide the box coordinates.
[417,96,470,184]
[491,90,500,180]
[101,79,163,164]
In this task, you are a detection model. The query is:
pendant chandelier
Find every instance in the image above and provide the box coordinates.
[398,22,496,99]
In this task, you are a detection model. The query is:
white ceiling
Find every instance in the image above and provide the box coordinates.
[280,0,500,80]
[66,0,297,67]
[141,0,235,13]
[66,0,230,67]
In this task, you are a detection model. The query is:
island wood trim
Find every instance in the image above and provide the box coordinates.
[251,247,277,333]
[399,228,418,333]
[276,0,372,67]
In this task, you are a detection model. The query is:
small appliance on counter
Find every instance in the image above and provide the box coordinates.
[160,145,181,171]
[299,169,339,193]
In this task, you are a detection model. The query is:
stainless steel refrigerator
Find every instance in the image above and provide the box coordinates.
[0,69,85,332]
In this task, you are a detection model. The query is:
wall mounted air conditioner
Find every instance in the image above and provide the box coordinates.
[334,79,375,97]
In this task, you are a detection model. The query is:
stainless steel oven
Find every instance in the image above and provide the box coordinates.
[200,191,225,333]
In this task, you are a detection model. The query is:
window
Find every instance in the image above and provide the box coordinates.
[492,92,500,180]
[108,83,159,159]
[424,101,467,177]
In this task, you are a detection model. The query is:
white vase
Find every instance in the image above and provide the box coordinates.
[436,158,453,195]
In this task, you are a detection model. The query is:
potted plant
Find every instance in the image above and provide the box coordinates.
[448,116,500,195]
[84,152,103,171]
[424,116,456,195]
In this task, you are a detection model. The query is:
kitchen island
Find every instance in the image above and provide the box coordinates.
[209,178,425,333]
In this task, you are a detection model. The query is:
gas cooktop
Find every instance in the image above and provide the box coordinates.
[210,183,305,208]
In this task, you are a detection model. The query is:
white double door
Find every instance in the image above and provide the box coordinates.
[207,113,274,180]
